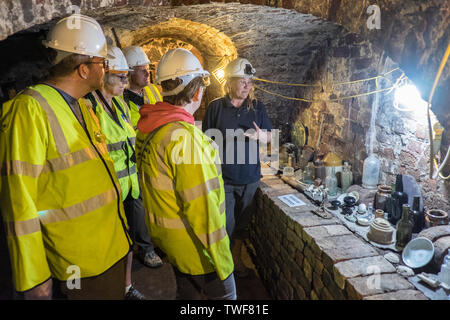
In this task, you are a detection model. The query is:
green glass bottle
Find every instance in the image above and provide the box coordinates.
[396,204,413,250]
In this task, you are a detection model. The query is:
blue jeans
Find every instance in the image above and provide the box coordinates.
[123,193,155,253]
[174,269,237,300]
[224,181,259,242]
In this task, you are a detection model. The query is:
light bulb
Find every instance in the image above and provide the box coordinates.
[394,84,428,111]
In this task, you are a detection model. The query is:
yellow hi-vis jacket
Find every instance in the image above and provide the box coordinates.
[125,85,162,130]
[136,121,234,280]
[79,92,139,201]
[0,84,131,292]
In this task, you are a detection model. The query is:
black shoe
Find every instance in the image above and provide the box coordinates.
[125,286,146,300]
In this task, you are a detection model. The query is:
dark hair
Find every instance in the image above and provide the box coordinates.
[161,76,205,106]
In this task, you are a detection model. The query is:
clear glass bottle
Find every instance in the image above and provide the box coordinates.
[396,204,413,250]
[302,162,314,184]
[438,252,450,285]
[341,161,353,192]
[362,153,380,189]
[325,166,338,196]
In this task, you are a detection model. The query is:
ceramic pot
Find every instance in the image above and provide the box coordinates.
[425,209,449,228]
[374,185,392,211]
[375,209,385,219]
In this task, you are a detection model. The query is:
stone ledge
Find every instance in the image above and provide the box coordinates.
[362,289,429,300]
[251,174,429,300]
[333,256,397,290]
[346,273,414,300]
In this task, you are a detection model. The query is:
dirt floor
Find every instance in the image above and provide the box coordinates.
[0,223,270,300]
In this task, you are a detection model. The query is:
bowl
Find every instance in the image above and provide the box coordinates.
[329,200,341,210]
[402,237,435,269]
[343,196,356,207]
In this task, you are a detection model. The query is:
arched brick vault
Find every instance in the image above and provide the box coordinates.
[106,17,238,118]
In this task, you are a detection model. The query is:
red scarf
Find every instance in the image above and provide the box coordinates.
[137,101,194,133]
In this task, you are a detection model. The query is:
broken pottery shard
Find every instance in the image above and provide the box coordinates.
[384,252,400,264]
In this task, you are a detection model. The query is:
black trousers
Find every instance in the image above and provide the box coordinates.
[123,193,154,253]
[224,181,259,242]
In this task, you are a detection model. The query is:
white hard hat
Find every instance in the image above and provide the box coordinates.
[123,46,151,68]
[225,58,256,79]
[107,47,132,73]
[42,14,108,59]
[156,48,210,96]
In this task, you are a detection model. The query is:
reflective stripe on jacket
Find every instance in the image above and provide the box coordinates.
[79,93,139,201]
[0,84,130,292]
[136,121,233,280]
[128,84,162,129]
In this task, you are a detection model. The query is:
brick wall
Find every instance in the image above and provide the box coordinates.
[250,175,429,300]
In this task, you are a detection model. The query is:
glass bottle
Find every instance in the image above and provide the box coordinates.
[410,196,424,233]
[396,204,413,250]
[388,174,409,225]
[341,161,353,192]
[302,162,314,184]
[362,154,380,189]
[314,160,326,182]
[325,167,338,196]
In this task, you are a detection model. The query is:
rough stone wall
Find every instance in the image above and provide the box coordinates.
[251,175,429,300]
[173,1,450,143]
[295,34,450,212]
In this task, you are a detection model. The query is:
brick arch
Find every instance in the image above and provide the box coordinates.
[111,17,238,118]
[118,17,237,71]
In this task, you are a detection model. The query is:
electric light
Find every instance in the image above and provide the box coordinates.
[394,83,428,111]
[212,66,226,85]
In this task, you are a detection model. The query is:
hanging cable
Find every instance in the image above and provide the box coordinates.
[252,67,400,87]
[254,83,396,102]
[427,42,450,179]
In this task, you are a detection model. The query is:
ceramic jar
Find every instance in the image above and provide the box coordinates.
[425,209,449,228]
[374,185,392,211]
[375,209,385,219]
[323,152,342,182]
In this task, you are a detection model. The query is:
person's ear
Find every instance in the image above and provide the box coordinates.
[192,87,204,102]
[77,63,90,80]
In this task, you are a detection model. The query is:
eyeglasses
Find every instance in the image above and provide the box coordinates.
[114,74,128,83]
[74,59,109,70]
[237,79,253,87]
